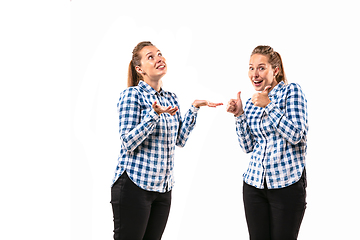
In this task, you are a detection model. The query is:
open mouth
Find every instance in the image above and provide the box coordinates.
[253,79,263,87]
[156,64,166,69]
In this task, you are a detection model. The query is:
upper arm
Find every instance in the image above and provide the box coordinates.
[118,88,141,135]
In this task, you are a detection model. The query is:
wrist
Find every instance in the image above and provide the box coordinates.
[263,99,271,108]
[234,110,244,117]
[154,109,162,115]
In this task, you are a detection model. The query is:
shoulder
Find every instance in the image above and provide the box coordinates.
[284,83,303,93]
[278,82,306,98]
[282,83,307,106]
[122,86,143,96]
[119,86,142,103]
[290,83,306,97]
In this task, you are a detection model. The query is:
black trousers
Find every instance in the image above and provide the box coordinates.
[111,172,171,240]
[243,171,307,240]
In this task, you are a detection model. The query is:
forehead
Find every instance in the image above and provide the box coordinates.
[140,46,160,56]
[249,54,269,65]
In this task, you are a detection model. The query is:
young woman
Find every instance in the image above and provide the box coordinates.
[111,41,222,240]
[226,46,308,240]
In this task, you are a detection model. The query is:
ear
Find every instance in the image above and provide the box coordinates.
[135,66,143,75]
[273,66,279,76]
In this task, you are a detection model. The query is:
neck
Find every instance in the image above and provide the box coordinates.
[270,81,279,91]
[144,77,162,92]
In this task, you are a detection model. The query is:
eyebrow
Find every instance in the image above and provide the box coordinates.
[249,63,266,66]
[146,50,160,56]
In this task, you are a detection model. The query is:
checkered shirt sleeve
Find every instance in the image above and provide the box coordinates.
[117,87,160,152]
[175,94,199,148]
[265,83,308,145]
[235,82,308,189]
[235,114,256,154]
[112,81,199,192]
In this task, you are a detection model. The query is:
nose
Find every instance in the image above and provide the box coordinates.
[250,69,259,80]
[155,54,164,63]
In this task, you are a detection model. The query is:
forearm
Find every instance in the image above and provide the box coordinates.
[176,105,199,147]
[265,101,307,145]
[235,114,255,153]
[120,108,160,152]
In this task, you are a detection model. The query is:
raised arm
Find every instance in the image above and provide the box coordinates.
[227,91,256,153]
[234,99,256,153]
[175,97,223,148]
[175,105,199,148]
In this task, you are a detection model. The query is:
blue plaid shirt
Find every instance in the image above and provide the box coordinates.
[112,81,199,192]
[236,82,308,189]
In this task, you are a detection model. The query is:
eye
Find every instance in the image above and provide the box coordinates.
[259,67,265,71]
[249,67,254,70]
[158,52,162,57]
[148,55,153,60]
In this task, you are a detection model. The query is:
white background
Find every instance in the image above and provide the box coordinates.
[1,0,359,239]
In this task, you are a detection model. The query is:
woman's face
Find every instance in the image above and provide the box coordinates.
[136,46,167,81]
[248,54,278,92]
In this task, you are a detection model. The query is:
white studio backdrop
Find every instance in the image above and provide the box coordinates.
[1,0,359,240]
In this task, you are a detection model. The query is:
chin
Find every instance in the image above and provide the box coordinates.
[156,73,167,79]
[157,69,167,75]
[253,85,263,92]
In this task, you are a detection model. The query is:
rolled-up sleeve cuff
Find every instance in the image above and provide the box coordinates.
[235,113,247,123]
[143,108,160,128]
[190,105,200,114]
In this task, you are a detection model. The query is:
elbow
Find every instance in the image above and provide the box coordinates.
[122,142,134,152]
[176,140,186,148]
[289,138,301,145]
[120,137,136,152]
[242,146,254,154]
[244,149,253,154]
[239,144,254,154]
[124,145,135,152]
[238,139,254,153]
[289,138,303,145]
[288,130,306,145]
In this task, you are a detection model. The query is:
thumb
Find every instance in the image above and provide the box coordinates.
[237,91,241,100]
[262,86,271,94]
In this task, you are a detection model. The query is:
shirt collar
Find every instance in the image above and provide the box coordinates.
[269,81,285,97]
[138,80,165,96]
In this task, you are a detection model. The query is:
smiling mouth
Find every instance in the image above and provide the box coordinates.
[156,64,166,69]
[253,80,263,85]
